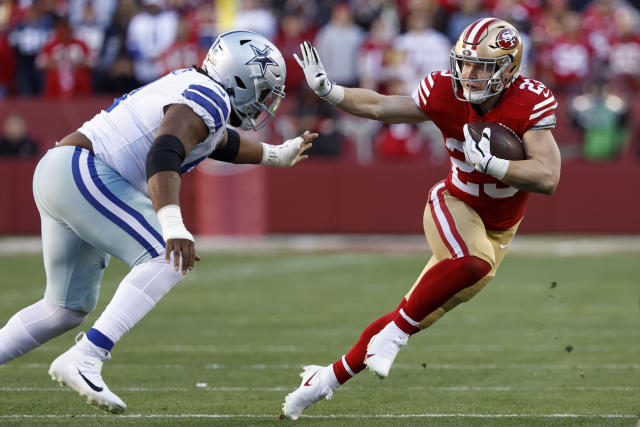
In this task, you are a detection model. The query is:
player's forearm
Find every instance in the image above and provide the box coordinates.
[231,136,263,164]
[502,159,559,195]
[335,89,427,124]
[148,171,182,211]
[336,87,388,120]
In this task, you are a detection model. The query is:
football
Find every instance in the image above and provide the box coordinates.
[467,121,525,161]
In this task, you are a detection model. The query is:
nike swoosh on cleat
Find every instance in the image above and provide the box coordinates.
[366,353,375,359]
[304,371,318,386]
[77,369,104,392]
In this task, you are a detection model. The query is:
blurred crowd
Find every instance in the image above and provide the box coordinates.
[0,0,638,162]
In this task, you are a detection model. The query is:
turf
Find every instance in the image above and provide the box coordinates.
[0,251,638,426]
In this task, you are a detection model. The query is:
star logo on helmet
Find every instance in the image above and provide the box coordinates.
[246,44,277,75]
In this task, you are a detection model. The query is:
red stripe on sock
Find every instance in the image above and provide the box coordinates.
[334,299,406,384]
[332,359,351,384]
[394,313,419,335]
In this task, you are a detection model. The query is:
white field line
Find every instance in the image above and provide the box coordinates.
[35,343,639,353]
[4,362,639,370]
[2,235,640,255]
[0,413,636,419]
[5,363,640,371]
[1,386,638,392]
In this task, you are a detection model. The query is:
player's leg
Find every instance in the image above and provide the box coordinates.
[417,221,519,329]
[281,299,407,420]
[365,183,494,377]
[35,147,179,413]
[281,183,490,418]
[0,151,113,365]
[0,215,108,364]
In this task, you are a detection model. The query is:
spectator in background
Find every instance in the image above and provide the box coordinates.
[315,3,364,87]
[446,0,486,42]
[233,0,277,40]
[358,16,395,91]
[608,11,640,92]
[68,0,117,29]
[394,10,450,90]
[126,0,178,84]
[581,0,639,62]
[36,15,92,98]
[374,78,426,159]
[540,11,592,93]
[0,113,39,158]
[569,78,629,161]
[72,1,106,66]
[273,12,314,96]
[8,2,54,95]
[0,29,15,97]
[158,14,202,76]
[0,0,23,30]
[292,89,342,156]
[93,0,139,94]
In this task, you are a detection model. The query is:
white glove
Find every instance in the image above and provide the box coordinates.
[462,124,509,179]
[260,137,307,167]
[293,41,344,105]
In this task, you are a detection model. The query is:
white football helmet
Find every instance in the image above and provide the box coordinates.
[202,30,286,130]
[450,18,523,104]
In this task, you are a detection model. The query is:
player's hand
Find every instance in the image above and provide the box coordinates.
[261,130,318,167]
[293,41,332,97]
[463,124,494,174]
[165,238,200,275]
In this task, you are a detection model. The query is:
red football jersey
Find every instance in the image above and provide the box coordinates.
[412,71,557,230]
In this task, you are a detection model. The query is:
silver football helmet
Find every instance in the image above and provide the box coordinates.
[202,30,286,130]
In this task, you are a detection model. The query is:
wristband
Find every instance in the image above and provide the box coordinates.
[485,157,509,180]
[156,204,194,242]
[320,82,344,105]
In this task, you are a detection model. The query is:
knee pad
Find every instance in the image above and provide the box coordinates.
[19,299,88,341]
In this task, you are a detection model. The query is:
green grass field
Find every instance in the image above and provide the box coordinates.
[0,250,638,426]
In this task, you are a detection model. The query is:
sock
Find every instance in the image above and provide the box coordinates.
[90,256,183,347]
[332,299,406,384]
[395,256,491,334]
[0,299,87,365]
[86,328,114,352]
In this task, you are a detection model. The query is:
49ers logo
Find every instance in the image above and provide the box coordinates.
[496,29,518,49]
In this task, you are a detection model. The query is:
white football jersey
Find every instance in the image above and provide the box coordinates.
[78,68,231,195]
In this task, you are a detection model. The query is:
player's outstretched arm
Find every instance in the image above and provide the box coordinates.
[148,104,207,274]
[294,41,428,124]
[211,129,318,167]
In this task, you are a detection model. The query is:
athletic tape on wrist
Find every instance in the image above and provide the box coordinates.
[156,204,193,242]
[320,83,344,105]
[486,157,509,180]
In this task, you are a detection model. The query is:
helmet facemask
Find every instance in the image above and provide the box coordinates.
[450,52,514,104]
[229,75,285,130]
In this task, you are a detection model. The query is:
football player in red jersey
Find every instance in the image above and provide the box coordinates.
[281,17,561,420]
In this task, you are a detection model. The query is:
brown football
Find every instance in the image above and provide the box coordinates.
[467,121,525,161]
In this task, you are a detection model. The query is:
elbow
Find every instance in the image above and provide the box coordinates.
[541,172,560,195]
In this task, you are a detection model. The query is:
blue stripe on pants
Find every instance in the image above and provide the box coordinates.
[71,147,161,258]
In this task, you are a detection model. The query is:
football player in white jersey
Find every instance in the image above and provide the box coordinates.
[0,30,317,414]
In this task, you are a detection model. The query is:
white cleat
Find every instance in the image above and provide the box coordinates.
[48,333,126,414]
[364,322,409,378]
[280,364,337,420]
